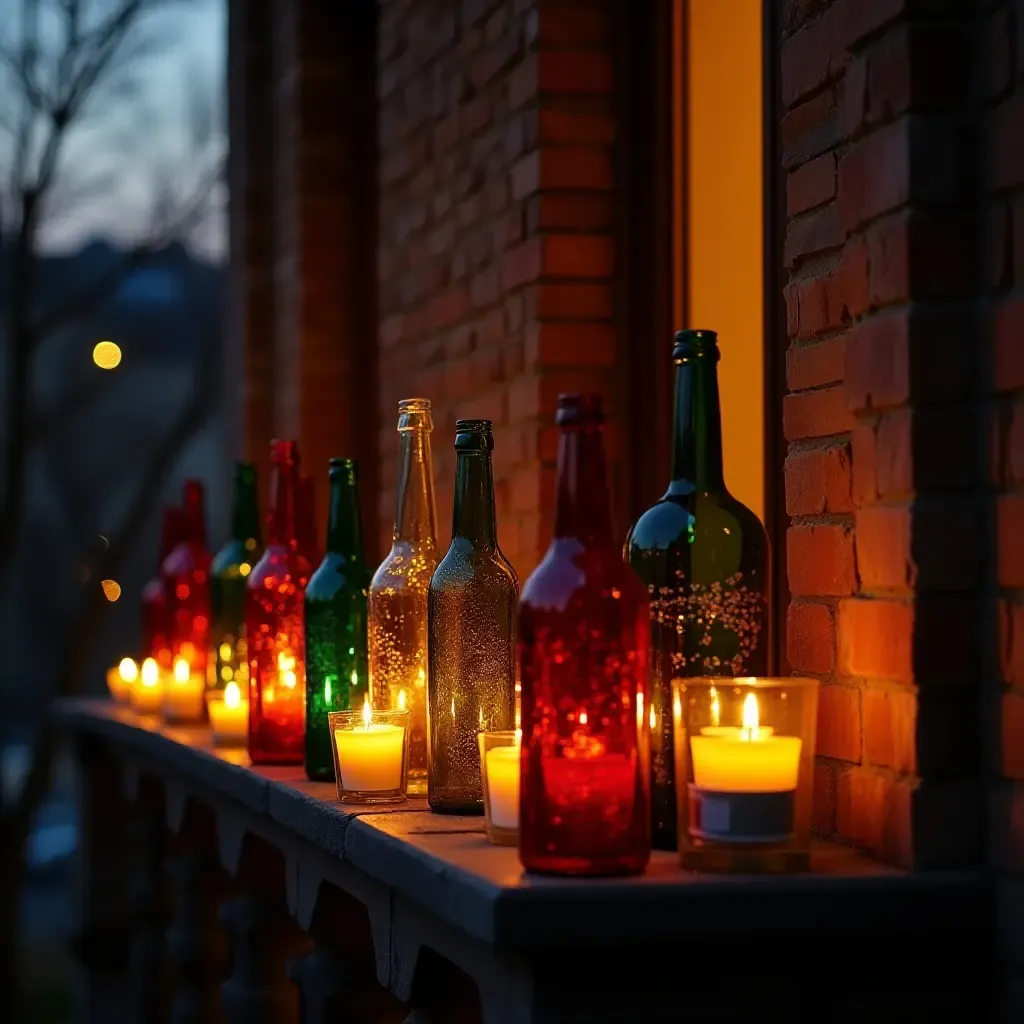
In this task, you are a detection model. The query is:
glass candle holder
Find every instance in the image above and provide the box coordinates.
[478,731,520,846]
[329,705,410,804]
[208,681,249,747]
[163,658,206,724]
[131,657,164,715]
[672,677,819,872]
[106,658,137,704]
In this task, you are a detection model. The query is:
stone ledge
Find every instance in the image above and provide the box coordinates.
[55,697,984,953]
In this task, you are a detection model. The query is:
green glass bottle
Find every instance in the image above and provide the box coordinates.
[210,462,262,700]
[625,329,770,851]
[303,458,371,782]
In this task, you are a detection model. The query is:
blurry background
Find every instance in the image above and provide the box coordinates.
[0,1,225,1019]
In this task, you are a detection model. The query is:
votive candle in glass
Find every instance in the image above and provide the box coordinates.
[672,676,818,872]
[132,657,164,715]
[478,730,520,846]
[209,680,249,747]
[329,699,410,803]
[163,657,206,724]
[106,657,137,704]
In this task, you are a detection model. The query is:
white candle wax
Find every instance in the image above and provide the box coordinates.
[334,723,405,793]
[163,660,205,723]
[485,745,520,829]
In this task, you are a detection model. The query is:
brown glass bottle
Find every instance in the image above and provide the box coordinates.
[427,419,518,814]
[368,399,439,794]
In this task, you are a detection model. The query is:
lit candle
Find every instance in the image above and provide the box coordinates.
[132,657,164,715]
[209,681,249,747]
[162,657,206,723]
[485,739,521,829]
[106,657,137,704]
[690,693,800,792]
[332,697,406,798]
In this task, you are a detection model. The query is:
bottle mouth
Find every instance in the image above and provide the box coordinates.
[328,457,358,481]
[672,328,720,362]
[398,397,431,412]
[454,419,494,452]
[556,394,604,427]
[397,398,433,433]
[270,439,300,466]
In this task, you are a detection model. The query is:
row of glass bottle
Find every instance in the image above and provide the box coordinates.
[146,329,769,871]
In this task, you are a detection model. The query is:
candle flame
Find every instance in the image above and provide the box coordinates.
[141,658,159,688]
[636,689,645,730]
[398,688,407,711]
[278,651,297,689]
[224,681,241,709]
[709,685,720,727]
[173,658,190,684]
[362,694,372,730]
[741,692,760,739]
[578,709,588,726]
[649,703,656,731]
[118,657,138,683]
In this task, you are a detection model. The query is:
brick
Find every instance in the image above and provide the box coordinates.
[786,337,846,391]
[836,766,912,865]
[862,686,916,774]
[781,4,847,106]
[426,287,470,331]
[787,601,835,674]
[839,597,914,683]
[851,422,878,506]
[781,87,841,169]
[527,194,614,233]
[787,152,837,216]
[783,385,855,441]
[990,93,1024,191]
[1004,693,1024,780]
[537,51,614,93]
[1007,401,1024,484]
[541,234,613,277]
[527,4,610,46]
[817,684,862,762]
[524,322,616,369]
[994,298,1024,392]
[1002,601,1024,687]
[537,108,615,145]
[784,204,845,266]
[855,505,912,592]
[511,148,613,199]
[875,409,911,498]
[528,282,613,321]
[784,444,853,516]
[812,761,836,834]
[999,496,1024,587]
[787,524,856,597]
[501,238,542,290]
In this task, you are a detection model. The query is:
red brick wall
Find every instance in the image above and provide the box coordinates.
[375,0,621,575]
[781,0,985,871]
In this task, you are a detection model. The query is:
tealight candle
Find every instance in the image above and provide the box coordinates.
[106,658,137,704]
[132,657,164,715]
[329,699,409,803]
[162,658,205,724]
[209,681,249,747]
[478,730,520,845]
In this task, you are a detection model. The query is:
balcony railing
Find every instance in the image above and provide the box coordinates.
[56,697,986,1022]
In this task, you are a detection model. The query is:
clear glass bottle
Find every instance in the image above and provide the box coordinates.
[625,329,770,850]
[246,440,316,765]
[368,399,439,795]
[427,419,519,814]
[304,459,371,782]
[519,395,650,875]
[210,462,262,701]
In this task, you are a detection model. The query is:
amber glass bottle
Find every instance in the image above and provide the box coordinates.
[625,329,770,850]
[427,419,518,814]
[519,395,650,876]
[368,399,439,794]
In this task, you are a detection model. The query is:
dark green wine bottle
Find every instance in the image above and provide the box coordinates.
[625,329,770,851]
[210,462,262,699]
[303,458,371,782]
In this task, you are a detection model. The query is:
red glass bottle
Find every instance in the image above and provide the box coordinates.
[518,395,651,876]
[142,505,183,668]
[162,480,212,676]
[246,440,315,764]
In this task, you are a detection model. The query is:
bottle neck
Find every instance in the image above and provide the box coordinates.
[181,497,207,548]
[326,474,364,560]
[451,451,496,547]
[232,473,261,547]
[554,425,612,545]
[668,352,725,494]
[268,460,299,547]
[394,429,438,548]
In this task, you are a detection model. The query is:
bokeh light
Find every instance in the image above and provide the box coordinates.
[101,579,122,601]
[92,340,122,369]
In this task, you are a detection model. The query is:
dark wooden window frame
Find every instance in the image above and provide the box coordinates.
[618,0,789,672]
